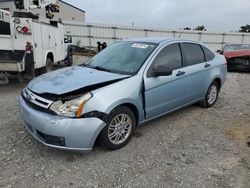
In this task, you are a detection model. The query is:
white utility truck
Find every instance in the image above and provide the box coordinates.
[0,0,66,83]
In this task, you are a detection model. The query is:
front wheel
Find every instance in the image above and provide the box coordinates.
[99,106,136,150]
[200,81,219,108]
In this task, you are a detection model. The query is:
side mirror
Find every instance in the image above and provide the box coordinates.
[150,65,173,77]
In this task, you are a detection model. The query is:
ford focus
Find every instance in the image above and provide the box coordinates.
[19,38,227,151]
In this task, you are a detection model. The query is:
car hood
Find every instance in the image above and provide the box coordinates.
[28,66,130,95]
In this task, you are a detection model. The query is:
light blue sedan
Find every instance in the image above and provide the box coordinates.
[19,38,227,151]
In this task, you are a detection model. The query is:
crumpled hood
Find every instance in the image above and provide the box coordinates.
[28,66,129,95]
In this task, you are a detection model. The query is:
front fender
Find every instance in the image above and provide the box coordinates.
[84,75,145,122]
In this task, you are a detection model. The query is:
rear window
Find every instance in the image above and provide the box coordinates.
[202,46,215,61]
[0,21,11,35]
[223,44,250,52]
[182,43,205,66]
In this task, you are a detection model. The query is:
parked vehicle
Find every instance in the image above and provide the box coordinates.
[0,0,65,83]
[222,44,250,71]
[18,38,227,151]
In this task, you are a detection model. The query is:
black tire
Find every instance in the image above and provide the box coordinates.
[99,106,136,150]
[39,58,54,75]
[200,81,219,108]
[17,72,24,83]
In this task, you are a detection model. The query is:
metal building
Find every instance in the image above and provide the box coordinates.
[0,0,85,22]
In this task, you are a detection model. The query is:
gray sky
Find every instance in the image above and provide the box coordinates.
[65,0,250,32]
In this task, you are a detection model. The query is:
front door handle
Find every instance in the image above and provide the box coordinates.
[204,63,211,68]
[176,71,185,77]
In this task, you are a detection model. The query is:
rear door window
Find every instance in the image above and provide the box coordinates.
[182,43,205,66]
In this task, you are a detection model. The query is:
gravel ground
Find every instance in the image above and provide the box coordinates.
[0,72,249,188]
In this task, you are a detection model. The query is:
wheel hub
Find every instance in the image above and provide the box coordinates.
[207,85,217,105]
[108,114,132,145]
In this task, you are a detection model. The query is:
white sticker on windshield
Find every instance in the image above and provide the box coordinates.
[131,43,149,49]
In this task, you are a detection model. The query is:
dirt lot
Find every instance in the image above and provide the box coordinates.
[0,73,249,188]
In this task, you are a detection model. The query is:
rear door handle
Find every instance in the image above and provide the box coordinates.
[176,71,185,77]
[204,63,211,68]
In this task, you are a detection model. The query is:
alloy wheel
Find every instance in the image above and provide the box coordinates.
[207,85,218,105]
[108,114,132,145]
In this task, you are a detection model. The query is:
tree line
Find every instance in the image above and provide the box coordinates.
[183,25,206,31]
[183,25,250,32]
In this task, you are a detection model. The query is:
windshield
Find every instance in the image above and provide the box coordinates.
[86,41,157,75]
[223,44,250,52]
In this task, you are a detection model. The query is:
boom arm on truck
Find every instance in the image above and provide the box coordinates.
[14,0,59,19]
[14,0,59,11]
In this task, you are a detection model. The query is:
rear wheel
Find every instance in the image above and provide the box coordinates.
[99,106,136,150]
[200,81,219,108]
[17,72,24,83]
[39,58,54,75]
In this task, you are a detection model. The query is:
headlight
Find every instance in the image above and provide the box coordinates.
[50,92,93,117]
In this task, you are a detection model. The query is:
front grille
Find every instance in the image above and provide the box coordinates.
[36,130,65,146]
[22,88,53,109]
[21,93,56,115]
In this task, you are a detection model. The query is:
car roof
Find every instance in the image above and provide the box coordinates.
[124,37,199,45]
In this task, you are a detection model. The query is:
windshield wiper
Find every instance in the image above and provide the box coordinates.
[91,66,112,72]
[86,65,129,75]
[79,63,90,67]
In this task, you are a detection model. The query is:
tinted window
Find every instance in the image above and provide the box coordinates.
[152,43,182,70]
[202,46,215,61]
[182,43,205,66]
[0,21,10,35]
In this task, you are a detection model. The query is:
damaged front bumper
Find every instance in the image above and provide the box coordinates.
[227,57,250,71]
[18,96,106,152]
